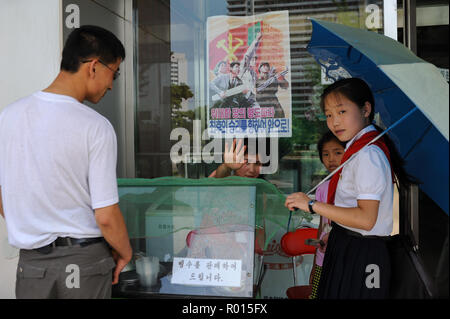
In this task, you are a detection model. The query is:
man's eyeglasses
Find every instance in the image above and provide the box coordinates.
[81,59,120,80]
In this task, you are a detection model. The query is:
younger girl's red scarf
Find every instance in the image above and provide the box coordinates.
[327,130,394,205]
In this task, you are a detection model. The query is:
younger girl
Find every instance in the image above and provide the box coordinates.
[309,131,345,299]
[285,78,413,299]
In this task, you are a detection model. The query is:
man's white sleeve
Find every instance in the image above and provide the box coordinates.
[88,121,119,209]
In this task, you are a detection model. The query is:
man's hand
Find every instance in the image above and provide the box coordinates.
[111,249,130,285]
[95,204,133,284]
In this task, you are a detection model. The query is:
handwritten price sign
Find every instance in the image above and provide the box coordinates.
[171,257,242,287]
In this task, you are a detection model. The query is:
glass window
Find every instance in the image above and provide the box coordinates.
[133,2,391,298]
[117,180,256,297]
[114,177,310,297]
[134,0,385,195]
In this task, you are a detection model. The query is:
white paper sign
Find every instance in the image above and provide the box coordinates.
[171,257,242,287]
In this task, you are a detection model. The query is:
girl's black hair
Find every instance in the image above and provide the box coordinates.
[317,131,346,163]
[320,77,417,187]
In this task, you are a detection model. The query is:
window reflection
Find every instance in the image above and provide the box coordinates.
[134,0,385,192]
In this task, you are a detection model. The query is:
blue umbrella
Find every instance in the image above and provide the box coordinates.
[306,19,449,215]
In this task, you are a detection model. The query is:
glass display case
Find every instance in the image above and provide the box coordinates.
[113,176,311,298]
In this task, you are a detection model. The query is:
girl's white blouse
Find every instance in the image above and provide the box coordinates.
[335,125,394,236]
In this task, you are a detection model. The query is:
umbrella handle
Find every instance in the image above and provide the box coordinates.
[287,210,292,232]
[286,208,299,232]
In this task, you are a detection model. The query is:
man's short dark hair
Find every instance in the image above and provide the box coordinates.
[61,25,125,73]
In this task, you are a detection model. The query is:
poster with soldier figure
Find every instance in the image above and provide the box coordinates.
[207,10,292,138]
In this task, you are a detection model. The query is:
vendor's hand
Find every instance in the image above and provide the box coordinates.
[318,232,329,253]
[285,192,310,212]
[224,139,246,171]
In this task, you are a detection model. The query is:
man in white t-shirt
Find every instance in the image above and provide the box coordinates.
[0,25,132,299]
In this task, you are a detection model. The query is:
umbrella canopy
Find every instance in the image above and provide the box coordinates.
[307,19,449,215]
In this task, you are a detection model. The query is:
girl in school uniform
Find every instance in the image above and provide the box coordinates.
[308,131,346,299]
[285,78,414,299]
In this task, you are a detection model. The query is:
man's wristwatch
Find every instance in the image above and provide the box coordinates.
[308,199,317,214]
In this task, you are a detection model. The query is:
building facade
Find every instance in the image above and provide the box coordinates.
[0,0,448,298]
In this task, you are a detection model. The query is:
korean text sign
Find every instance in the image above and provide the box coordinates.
[171,257,242,287]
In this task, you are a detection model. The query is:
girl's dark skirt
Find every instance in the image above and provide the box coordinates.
[317,222,391,299]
